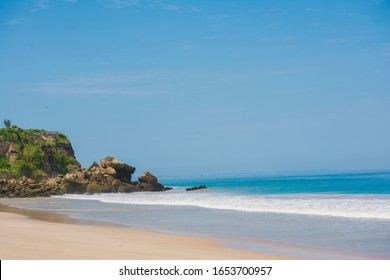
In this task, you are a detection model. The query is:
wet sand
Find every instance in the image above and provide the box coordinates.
[0,204,288,260]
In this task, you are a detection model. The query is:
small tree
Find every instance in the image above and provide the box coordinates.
[3,119,11,128]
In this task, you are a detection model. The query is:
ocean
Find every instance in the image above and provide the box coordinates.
[1,171,390,259]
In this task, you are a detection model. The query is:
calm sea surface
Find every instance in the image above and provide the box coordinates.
[1,171,390,259]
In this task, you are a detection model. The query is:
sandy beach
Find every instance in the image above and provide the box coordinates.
[0,206,286,260]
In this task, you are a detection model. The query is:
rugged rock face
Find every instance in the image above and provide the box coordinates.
[6,144,19,165]
[0,177,63,198]
[137,171,165,191]
[1,155,168,197]
[0,126,169,197]
[0,126,81,179]
[0,140,9,155]
[100,156,135,182]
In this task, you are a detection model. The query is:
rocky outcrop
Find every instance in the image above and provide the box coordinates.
[0,126,81,179]
[0,140,10,157]
[0,177,63,198]
[186,185,208,191]
[6,144,19,165]
[137,171,165,191]
[0,156,169,197]
[100,156,135,182]
[53,157,168,194]
[0,126,169,197]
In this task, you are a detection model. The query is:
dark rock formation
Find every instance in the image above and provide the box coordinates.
[0,140,9,155]
[186,185,208,191]
[0,177,63,198]
[100,156,135,182]
[0,126,169,197]
[0,155,168,197]
[0,127,81,179]
[137,171,165,191]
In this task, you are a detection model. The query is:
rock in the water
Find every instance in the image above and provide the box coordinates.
[186,185,208,191]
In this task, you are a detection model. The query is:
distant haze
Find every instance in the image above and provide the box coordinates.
[1,0,389,177]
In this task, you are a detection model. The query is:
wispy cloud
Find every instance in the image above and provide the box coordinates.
[180,44,198,51]
[26,0,195,14]
[375,43,390,57]
[207,14,229,20]
[248,8,286,18]
[100,0,139,9]
[32,72,176,96]
[30,0,78,11]
[360,43,390,58]
[259,35,298,45]
[322,38,347,47]
[30,70,233,98]
[255,67,318,79]
[31,0,50,11]
[4,18,24,25]
[382,49,390,57]
[202,35,222,40]
[190,6,202,13]
[148,0,180,11]
[151,2,203,13]
[305,7,319,12]
[371,0,385,4]
[285,88,316,94]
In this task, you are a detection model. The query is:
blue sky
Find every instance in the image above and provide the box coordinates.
[1,0,389,177]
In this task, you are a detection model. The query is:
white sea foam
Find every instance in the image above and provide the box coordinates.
[60,188,390,220]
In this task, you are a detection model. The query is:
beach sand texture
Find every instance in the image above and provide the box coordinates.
[0,209,285,260]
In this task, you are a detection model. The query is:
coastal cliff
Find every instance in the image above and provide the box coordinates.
[0,126,167,197]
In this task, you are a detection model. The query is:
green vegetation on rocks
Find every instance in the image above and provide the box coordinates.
[0,155,11,173]
[0,124,168,198]
[0,126,80,179]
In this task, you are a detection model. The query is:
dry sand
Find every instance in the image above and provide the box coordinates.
[0,210,287,260]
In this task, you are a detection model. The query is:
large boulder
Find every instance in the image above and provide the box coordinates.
[100,156,135,182]
[137,171,165,191]
[138,171,158,184]
[61,179,87,194]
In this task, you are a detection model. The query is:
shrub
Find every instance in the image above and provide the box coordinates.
[52,149,75,174]
[0,155,11,173]
[22,144,44,168]
[0,126,77,179]
[10,158,43,179]
[55,133,69,143]
[3,119,11,128]
[0,127,20,142]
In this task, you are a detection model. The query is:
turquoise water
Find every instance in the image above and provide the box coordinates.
[166,171,390,195]
[1,171,390,259]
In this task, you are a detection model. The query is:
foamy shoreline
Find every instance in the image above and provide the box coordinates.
[0,204,287,260]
